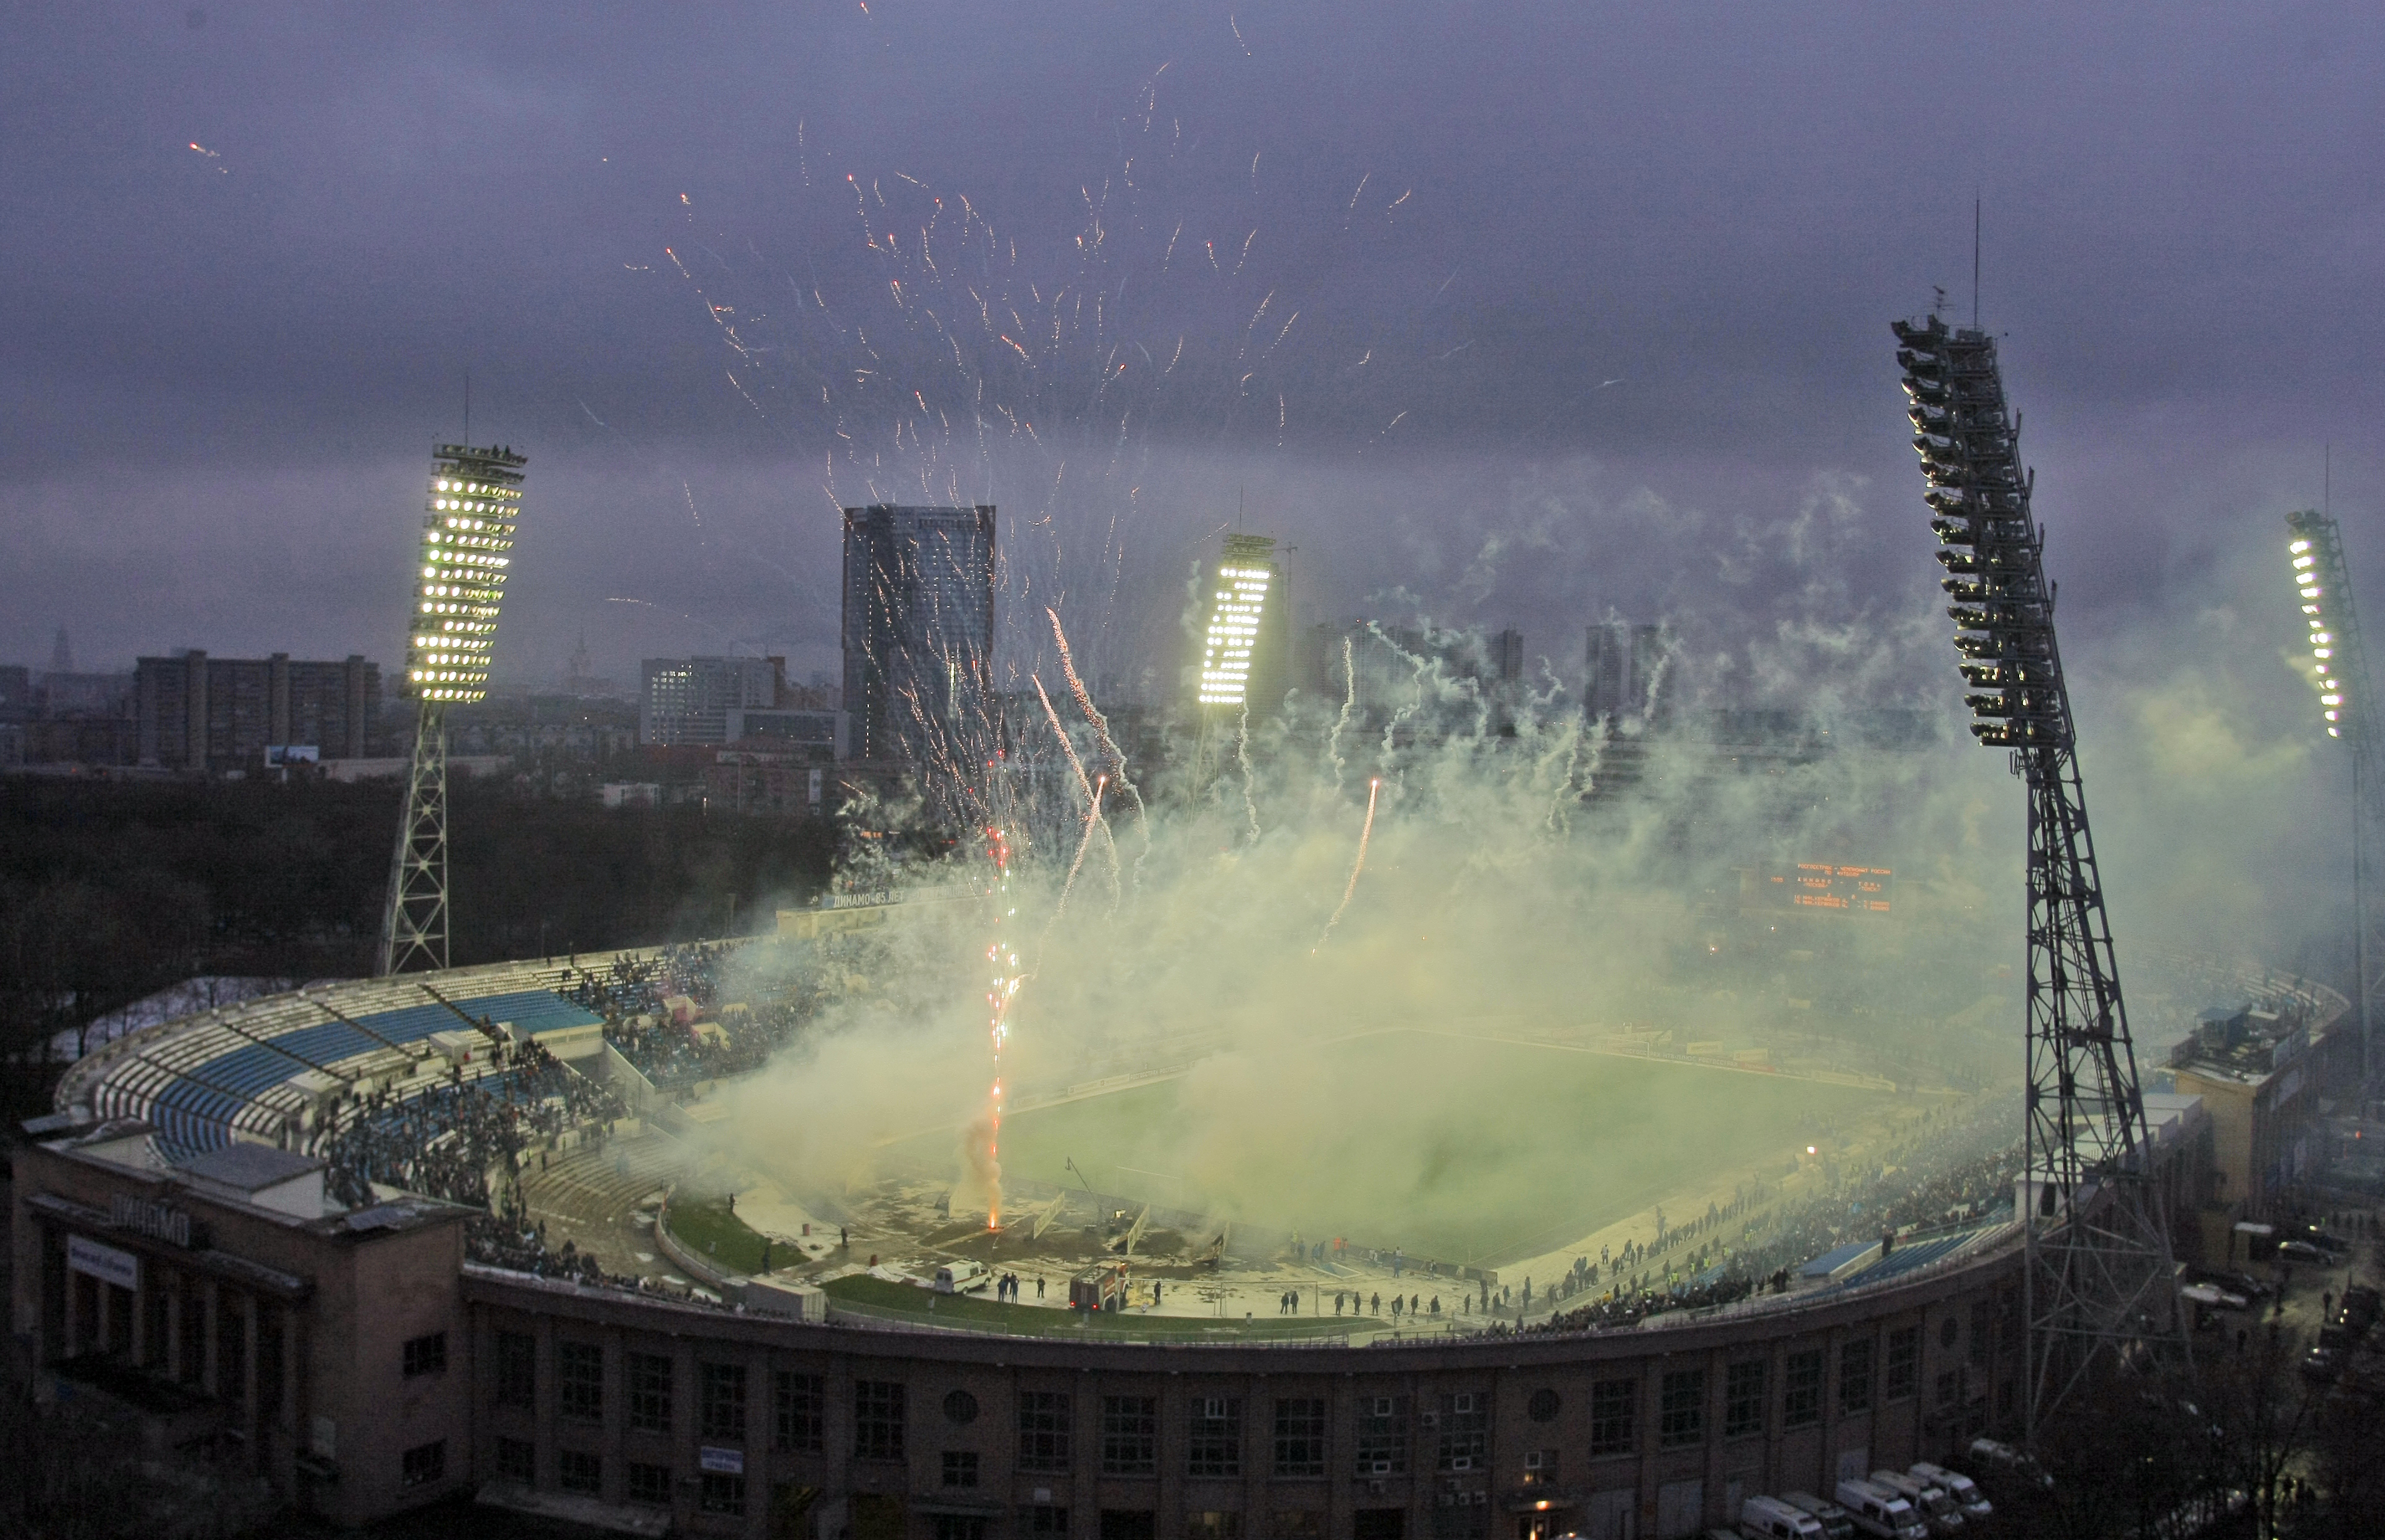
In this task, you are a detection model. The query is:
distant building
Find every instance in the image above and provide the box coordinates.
[639,656,783,747]
[560,632,621,699]
[135,652,380,771]
[1585,621,1666,725]
[840,503,996,794]
[0,664,29,711]
[725,705,845,759]
[2169,1003,2322,1256]
[1490,626,1524,685]
[37,671,135,718]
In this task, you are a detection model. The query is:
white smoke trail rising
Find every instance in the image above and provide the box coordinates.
[1314,776,1381,951]
[1325,634,1355,795]
[1236,702,1261,844]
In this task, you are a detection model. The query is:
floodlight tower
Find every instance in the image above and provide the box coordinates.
[1891,315,2183,1435]
[2286,510,2378,1090]
[378,443,527,974]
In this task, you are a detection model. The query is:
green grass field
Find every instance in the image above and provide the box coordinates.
[897,1030,1888,1267]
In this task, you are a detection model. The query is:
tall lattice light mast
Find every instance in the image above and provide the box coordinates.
[1892,316,2183,1434]
[2286,510,2378,1090]
[379,443,526,974]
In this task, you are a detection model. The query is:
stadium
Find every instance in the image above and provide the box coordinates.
[16,899,2272,1539]
[7,327,2361,1540]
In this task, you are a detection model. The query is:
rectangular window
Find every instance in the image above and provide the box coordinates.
[1435,1392,1487,1472]
[1354,1394,1407,1476]
[938,1520,989,1540]
[1101,1396,1158,1475]
[1188,1397,1242,1479]
[944,1451,981,1488]
[1186,1515,1243,1540]
[559,1449,602,1495]
[702,1361,748,1441]
[1783,1350,1822,1428]
[402,1331,447,1379]
[855,1380,907,1462]
[1969,1301,1991,1367]
[558,1341,603,1424]
[776,1370,825,1452]
[1840,1339,1874,1415]
[1273,1513,1324,1539]
[1019,1390,1073,1474]
[1936,1370,1963,1410]
[1885,1327,1920,1400]
[1658,1370,1705,1448]
[1589,1379,1635,1457]
[627,1462,672,1506]
[495,1329,535,1410]
[401,1439,447,1488]
[495,1436,534,1482]
[1724,1360,1766,1439]
[628,1351,673,1433]
[701,1472,747,1516]
[1522,1449,1558,1485]
[1024,1505,1070,1538]
[1273,1398,1327,1477]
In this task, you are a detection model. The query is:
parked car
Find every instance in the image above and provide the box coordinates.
[2186,1266,2270,1301]
[1968,1436,2055,1490]
[2277,1238,2330,1264]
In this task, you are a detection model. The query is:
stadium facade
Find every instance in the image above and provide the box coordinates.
[12,948,2255,1538]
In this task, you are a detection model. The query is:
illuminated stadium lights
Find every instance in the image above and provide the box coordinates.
[403,448,525,706]
[1196,563,1273,706]
[1891,315,2181,1434]
[2283,507,2379,1094]
[2286,512,2365,741]
[383,443,527,976]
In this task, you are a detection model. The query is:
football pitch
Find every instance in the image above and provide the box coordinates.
[895,1030,1891,1267]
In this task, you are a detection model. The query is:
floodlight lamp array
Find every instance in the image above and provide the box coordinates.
[404,445,526,704]
[2286,511,2355,740]
[1892,315,2066,752]
[1197,564,1272,707]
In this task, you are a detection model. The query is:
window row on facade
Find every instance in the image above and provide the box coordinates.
[497,1318,1950,1483]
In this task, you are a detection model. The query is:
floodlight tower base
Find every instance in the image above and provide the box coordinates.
[378,698,450,975]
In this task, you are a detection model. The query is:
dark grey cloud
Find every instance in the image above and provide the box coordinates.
[4,0,2382,702]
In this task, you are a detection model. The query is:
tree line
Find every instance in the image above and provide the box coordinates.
[0,775,833,1125]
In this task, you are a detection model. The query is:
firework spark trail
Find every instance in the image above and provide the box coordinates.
[977,826,1020,1228]
[1315,777,1381,951]
[1032,676,1111,925]
[1048,606,1150,887]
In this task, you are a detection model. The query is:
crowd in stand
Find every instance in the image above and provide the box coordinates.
[320,1036,625,1210]
[1437,1100,2025,1341]
[558,942,829,1089]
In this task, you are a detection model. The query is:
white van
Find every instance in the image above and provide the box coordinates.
[1833,1479,1928,1540]
[1741,1494,1826,1539]
[1778,1492,1856,1540]
[1870,1471,1961,1535]
[1907,1464,1991,1520]
[934,1260,991,1294]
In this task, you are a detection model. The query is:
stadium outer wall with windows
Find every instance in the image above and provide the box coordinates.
[12,944,2226,1539]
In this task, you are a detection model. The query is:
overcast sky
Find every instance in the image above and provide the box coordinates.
[5,1,2381,707]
